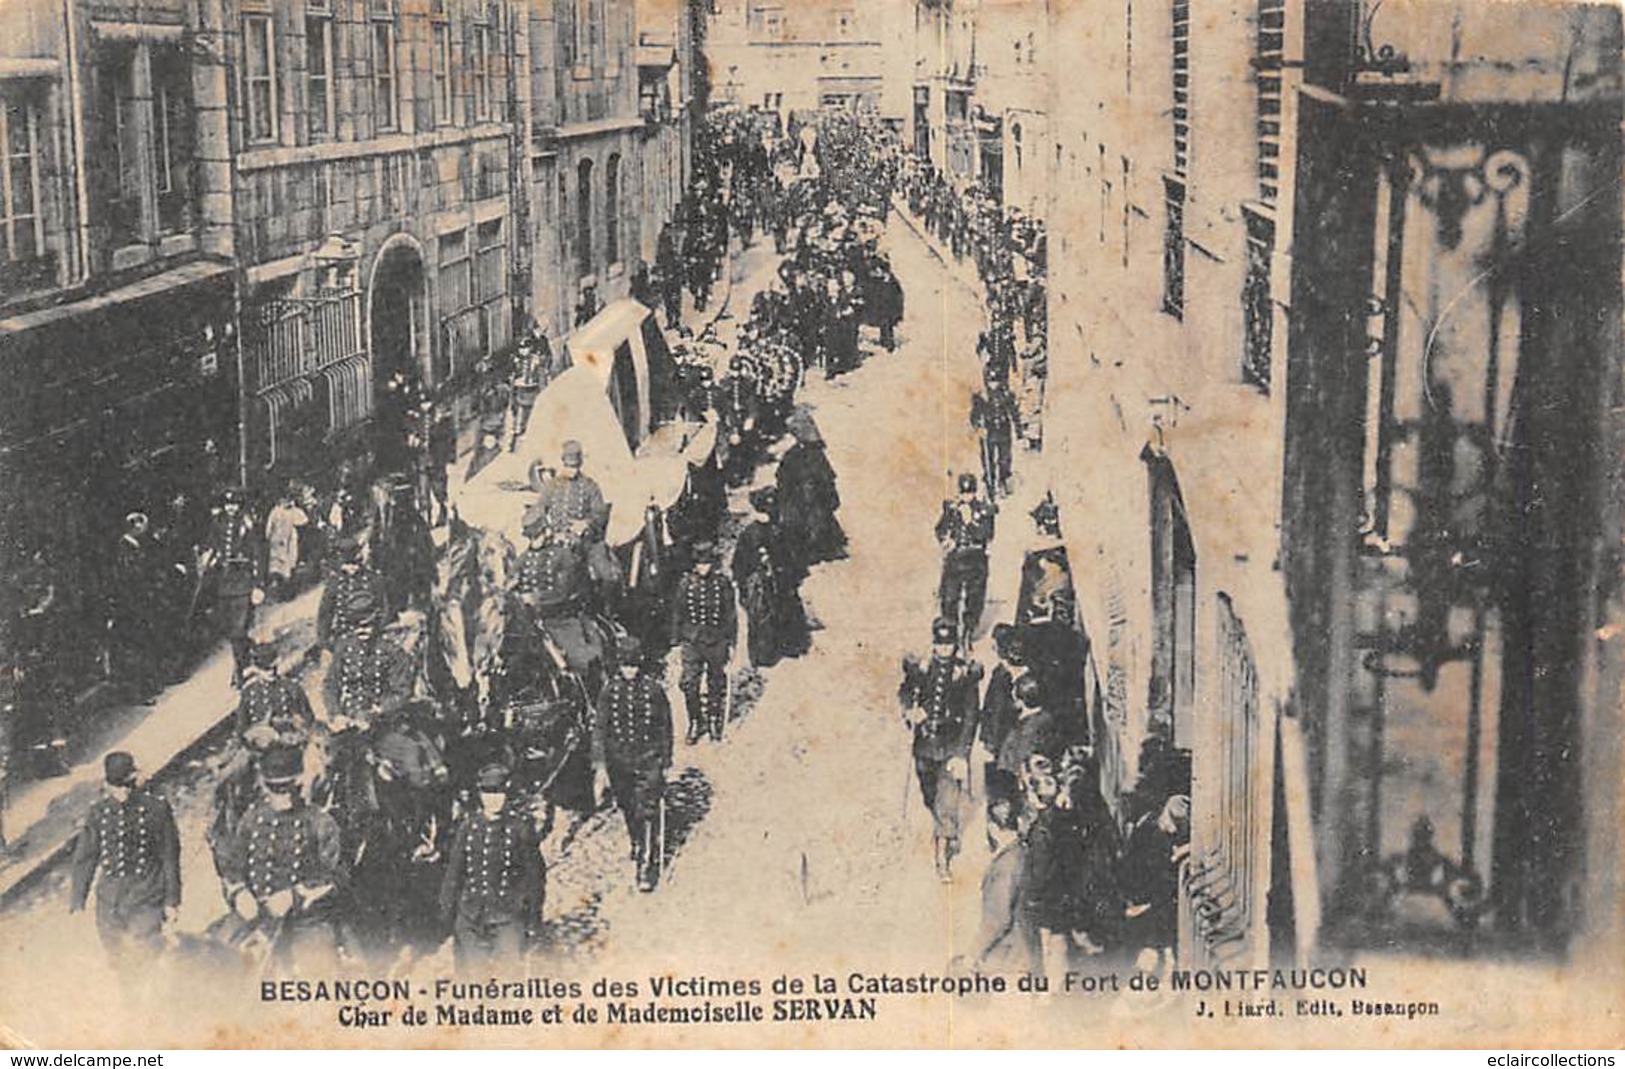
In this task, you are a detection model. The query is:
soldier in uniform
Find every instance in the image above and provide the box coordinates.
[592,637,673,892]
[899,619,984,883]
[315,535,388,653]
[669,543,738,745]
[527,441,618,603]
[235,642,314,747]
[218,744,345,973]
[439,761,546,972]
[513,522,592,623]
[527,441,610,544]
[205,487,265,687]
[69,752,181,975]
[508,330,549,452]
[935,473,997,649]
[323,617,416,733]
[971,366,1019,500]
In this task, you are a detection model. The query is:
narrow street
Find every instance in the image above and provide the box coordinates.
[0,208,1042,1047]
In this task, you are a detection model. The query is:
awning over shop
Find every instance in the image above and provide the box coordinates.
[0,260,233,337]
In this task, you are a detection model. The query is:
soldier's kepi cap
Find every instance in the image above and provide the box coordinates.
[259,744,304,787]
[618,633,644,659]
[932,618,958,646]
[692,540,718,562]
[247,641,280,669]
[476,762,511,792]
[958,473,978,494]
[103,751,137,788]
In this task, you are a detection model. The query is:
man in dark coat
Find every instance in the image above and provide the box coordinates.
[899,619,984,883]
[467,369,511,480]
[1120,793,1191,972]
[669,544,738,744]
[971,368,1019,500]
[656,226,684,329]
[110,512,162,701]
[205,487,265,687]
[235,642,314,746]
[593,638,673,891]
[69,752,181,974]
[316,535,388,652]
[439,762,545,972]
[218,744,345,972]
[935,473,996,648]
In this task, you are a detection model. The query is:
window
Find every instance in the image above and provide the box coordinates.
[1162,175,1185,318]
[243,14,277,143]
[572,0,593,66]
[475,218,504,303]
[306,9,334,139]
[576,158,593,277]
[429,17,451,126]
[438,229,471,312]
[152,46,195,233]
[372,19,397,131]
[93,44,141,245]
[748,4,784,41]
[471,16,492,120]
[604,153,620,266]
[0,93,42,264]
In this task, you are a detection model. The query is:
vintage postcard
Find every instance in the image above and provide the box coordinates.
[0,0,1620,1050]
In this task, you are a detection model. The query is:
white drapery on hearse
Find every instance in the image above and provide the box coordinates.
[456,299,716,547]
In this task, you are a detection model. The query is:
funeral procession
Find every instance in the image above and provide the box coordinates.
[0,0,1621,1046]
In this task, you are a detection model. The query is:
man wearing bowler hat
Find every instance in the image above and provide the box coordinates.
[593,636,673,892]
[69,751,182,972]
[439,762,545,971]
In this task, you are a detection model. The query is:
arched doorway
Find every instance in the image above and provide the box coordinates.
[367,236,427,468]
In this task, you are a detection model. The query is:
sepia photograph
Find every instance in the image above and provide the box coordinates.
[0,0,1620,1050]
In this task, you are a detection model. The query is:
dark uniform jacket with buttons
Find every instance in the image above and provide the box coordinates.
[438,808,543,926]
[935,499,996,559]
[235,669,315,738]
[220,799,344,906]
[513,542,589,616]
[70,788,182,912]
[317,564,388,649]
[593,675,673,769]
[527,475,609,542]
[971,386,1018,437]
[208,510,263,599]
[670,571,737,653]
[900,654,985,762]
[324,631,415,725]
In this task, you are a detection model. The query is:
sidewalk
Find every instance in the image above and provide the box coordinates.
[0,589,319,905]
[0,240,767,911]
[891,196,989,301]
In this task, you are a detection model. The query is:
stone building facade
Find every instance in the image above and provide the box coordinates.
[0,0,240,684]
[1041,0,1622,971]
